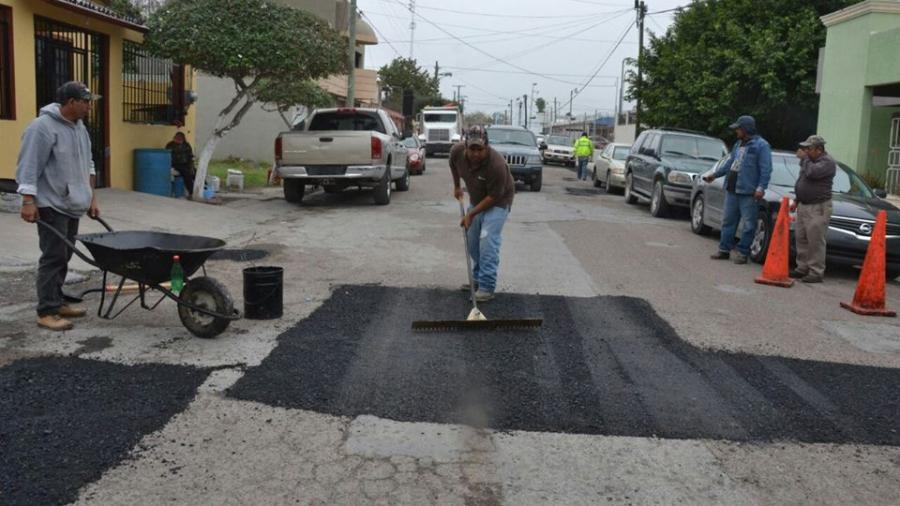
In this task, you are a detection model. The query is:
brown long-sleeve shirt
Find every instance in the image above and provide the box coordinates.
[795,153,836,205]
[449,143,515,210]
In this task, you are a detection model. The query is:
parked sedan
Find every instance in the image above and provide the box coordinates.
[691,151,900,278]
[401,136,427,175]
[590,142,631,193]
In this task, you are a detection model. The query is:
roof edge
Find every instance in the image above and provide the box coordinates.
[821,0,900,28]
[42,0,148,33]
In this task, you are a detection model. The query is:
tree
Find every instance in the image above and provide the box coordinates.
[146,0,345,198]
[464,111,493,127]
[535,98,546,114]
[378,58,441,113]
[256,79,335,129]
[626,0,856,149]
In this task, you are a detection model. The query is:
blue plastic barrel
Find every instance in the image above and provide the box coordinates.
[134,149,172,197]
[172,175,185,198]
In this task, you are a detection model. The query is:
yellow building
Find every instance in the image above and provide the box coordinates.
[0,0,196,190]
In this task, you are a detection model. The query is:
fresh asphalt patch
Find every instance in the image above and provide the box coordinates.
[565,187,604,196]
[0,357,209,506]
[229,285,900,446]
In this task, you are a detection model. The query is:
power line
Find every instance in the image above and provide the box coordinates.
[388,0,619,87]
[358,11,404,58]
[376,0,631,19]
[559,20,635,112]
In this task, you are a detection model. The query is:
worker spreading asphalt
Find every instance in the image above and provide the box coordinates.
[0,357,209,506]
[229,285,900,445]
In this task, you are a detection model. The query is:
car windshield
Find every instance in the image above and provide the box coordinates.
[401,137,419,148]
[488,129,536,146]
[423,113,457,123]
[546,136,571,145]
[612,146,630,160]
[660,136,726,160]
[769,155,874,198]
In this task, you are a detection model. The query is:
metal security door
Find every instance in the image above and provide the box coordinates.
[34,17,108,187]
[888,115,900,195]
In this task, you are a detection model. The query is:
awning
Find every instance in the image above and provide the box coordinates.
[41,0,148,33]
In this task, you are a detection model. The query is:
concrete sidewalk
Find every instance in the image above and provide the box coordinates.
[0,189,273,273]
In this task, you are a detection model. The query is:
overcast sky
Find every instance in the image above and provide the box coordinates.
[357,0,690,118]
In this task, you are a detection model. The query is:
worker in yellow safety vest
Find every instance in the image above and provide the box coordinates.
[573,132,594,181]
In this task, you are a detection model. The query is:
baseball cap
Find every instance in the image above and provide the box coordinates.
[798,135,826,148]
[56,81,102,103]
[464,125,488,148]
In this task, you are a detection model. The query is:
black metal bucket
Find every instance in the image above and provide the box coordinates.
[243,266,283,320]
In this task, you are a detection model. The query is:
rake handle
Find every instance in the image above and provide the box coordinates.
[458,197,479,314]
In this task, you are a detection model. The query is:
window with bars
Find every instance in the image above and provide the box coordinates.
[0,5,14,120]
[122,40,188,124]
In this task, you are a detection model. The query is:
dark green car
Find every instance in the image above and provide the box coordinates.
[624,128,727,217]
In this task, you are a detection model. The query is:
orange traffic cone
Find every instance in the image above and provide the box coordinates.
[841,210,896,317]
[755,197,795,288]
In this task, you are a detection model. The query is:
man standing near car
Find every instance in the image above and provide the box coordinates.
[450,125,515,302]
[573,132,594,181]
[703,115,772,264]
[16,81,100,331]
[790,135,836,283]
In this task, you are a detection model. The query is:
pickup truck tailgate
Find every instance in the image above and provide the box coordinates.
[281,131,375,166]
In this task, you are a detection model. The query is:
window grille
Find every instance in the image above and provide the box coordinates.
[122,40,188,124]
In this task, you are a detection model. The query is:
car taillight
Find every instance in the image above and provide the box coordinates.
[275,136,283,161]
[371,136,382,159]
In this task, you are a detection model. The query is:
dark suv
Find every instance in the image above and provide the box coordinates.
[624,128,727,217]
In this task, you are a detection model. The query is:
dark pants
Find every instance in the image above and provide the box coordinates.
[36,207,79,316]
[174,164,195,196]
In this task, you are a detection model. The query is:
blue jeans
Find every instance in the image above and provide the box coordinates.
[577,157,589,180]
[467,206,509,293]
[719,192,759,256]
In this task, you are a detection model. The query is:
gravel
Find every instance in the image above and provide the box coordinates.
[228,285,900,445]
[0,357,209,506]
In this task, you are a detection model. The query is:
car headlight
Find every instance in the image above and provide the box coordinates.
[410,154,420,161]
[667,170,694,185]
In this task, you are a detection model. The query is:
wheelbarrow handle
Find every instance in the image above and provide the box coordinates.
[91,214,114,232]
[35,219,99,269]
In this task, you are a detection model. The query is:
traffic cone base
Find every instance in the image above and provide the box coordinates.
[840,210,895,317]
[839,301,896,317]
[755,276,795,288]
[755,197,794,288]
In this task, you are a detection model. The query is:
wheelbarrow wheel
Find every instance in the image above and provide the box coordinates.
[177,276,234,338]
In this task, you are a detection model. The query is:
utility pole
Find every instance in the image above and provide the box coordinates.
[434,61,439,80]
[453,85,464,105]
[569,88,577,118]
[408,0,416,59]
[346,0,358,106]
[617,59,627,125]
[553,97,557,124]
[635,0,647,136]
[509,100,514,125]
[523,94,529,129]
[516,98,522,127]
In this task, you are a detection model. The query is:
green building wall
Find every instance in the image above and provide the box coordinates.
[817,8,900,182]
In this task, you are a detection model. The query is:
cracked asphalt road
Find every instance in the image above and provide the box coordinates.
[2,158,900,505]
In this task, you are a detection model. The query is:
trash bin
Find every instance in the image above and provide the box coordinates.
[134,149,172,197]
[243,266,283,319]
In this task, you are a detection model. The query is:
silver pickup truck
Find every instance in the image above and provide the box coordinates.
[274,107,410,205]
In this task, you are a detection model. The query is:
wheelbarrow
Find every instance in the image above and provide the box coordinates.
[37,216,240,338]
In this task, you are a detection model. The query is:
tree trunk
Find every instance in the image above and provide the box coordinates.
[192,80,257,199]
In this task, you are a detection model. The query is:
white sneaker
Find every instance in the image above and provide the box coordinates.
[474,290,495,302]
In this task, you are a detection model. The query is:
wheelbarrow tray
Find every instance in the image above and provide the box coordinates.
[76,230,226,285]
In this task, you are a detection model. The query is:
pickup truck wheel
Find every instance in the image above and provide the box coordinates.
[624,173,638,204]
[650,179,671,218]
[373,168,392,205]
[283,180,304,204]
[396,169,411,191]
[530,173,542,192]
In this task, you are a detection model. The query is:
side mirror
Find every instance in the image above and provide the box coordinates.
[874,188,888,198]
[539,142,548,151]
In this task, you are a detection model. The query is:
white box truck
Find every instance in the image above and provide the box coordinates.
[418,106,462,156]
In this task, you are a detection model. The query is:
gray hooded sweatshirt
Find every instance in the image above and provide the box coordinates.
[16,103,95,218]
